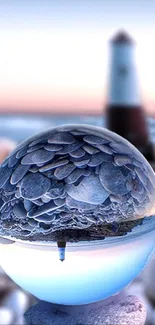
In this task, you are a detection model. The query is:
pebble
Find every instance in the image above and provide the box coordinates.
[34,215,56,223]
[0,166,13,188]
[28,219,38,227]
[110,142,133,155]
[110,194,126,203]
[41,194,52,203]
[125,280,153,325]
[134,167,148,186]
[24,294,146,325]
[28,139,46,147]
[27,144,44,153]
[88,152,113,167]
[70,130,86,136]
[44,144,63,152]
[16,146,29,159]
[20,173,51,199]
[21,149,54,165]
[28,201,63,218]
[47,182,64,196]
[133,159,143,168]
[74,159,90,167]
[99,162,129,195]
[131,190,145,203]
[39,159,69,172]
[126,180,134,191]
[1,157,9,167]
[3,182,16,194]
[82,144,99,154]
[114,155,132,166]
[66,174,109,205]
[8,154,19,168]
[83,135,108,145]
[0,202,8,213]
[66,196,98,211]
[13,202,27,219]
[96,144,113,154]
[51,145,70,155]
[70,148,85,158]
[15,189,21,199]
[30,198,45,206]
[29,166,39,173]
[19,223,33,232]
[48,132,75,144]
[54,164,76,180]
[10,164,30,185]
[18,229,31,236]
[65,168,90,184]
[61,141,83,154]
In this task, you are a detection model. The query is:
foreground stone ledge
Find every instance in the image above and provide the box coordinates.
[24,294,146,325]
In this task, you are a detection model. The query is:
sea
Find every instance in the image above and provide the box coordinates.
[0,114,155,144]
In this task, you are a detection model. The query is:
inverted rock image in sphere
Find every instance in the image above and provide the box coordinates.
[0,124,155,243]
[1,124,155,306]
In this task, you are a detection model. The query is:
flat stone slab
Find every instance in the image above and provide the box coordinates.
[24,294,146,325]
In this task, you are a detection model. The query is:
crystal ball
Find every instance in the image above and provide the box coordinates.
[0,124,155,305]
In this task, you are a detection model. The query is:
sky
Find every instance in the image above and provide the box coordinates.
[0,0,155,115]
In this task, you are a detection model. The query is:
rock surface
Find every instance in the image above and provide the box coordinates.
[24,294,146,325]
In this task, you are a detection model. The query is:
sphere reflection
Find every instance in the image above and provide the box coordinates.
[0,124,155,304]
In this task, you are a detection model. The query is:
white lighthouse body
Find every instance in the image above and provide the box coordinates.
[109,39,141,106]
[58,247,65,262]
[105,30,153,160]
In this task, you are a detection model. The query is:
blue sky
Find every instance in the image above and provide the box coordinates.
[0,0,155,113]
[1,1,154,28]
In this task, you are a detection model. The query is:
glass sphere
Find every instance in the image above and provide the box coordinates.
[0,124,155,305]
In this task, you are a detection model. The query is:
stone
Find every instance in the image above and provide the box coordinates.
[48,132,75,144]
[114,155,132,166]
[125,279,154,325]
[0,166,13,188]
[20,173,51,200]
[65,168,90,184]
[44,144,63,152]
[16,146,29,159]
[10,164,30,185]
[27,201,63,218]
[39,159,69,172]
[24,294,146,325]
[83,135,108,145]
[99,162,129,195]
[54,164,76,180]
[66,174,109,204]
[21,149,54,165]
[88,152,112,167]
[13,202,27,219]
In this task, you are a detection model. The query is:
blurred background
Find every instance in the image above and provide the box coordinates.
[0,0,155,324]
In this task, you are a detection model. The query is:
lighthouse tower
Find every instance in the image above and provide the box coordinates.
[105,30,153,160]
[57,241,66,262]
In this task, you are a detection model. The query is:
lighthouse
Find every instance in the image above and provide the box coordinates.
[105,30,153,161]
[57,241,66,262]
